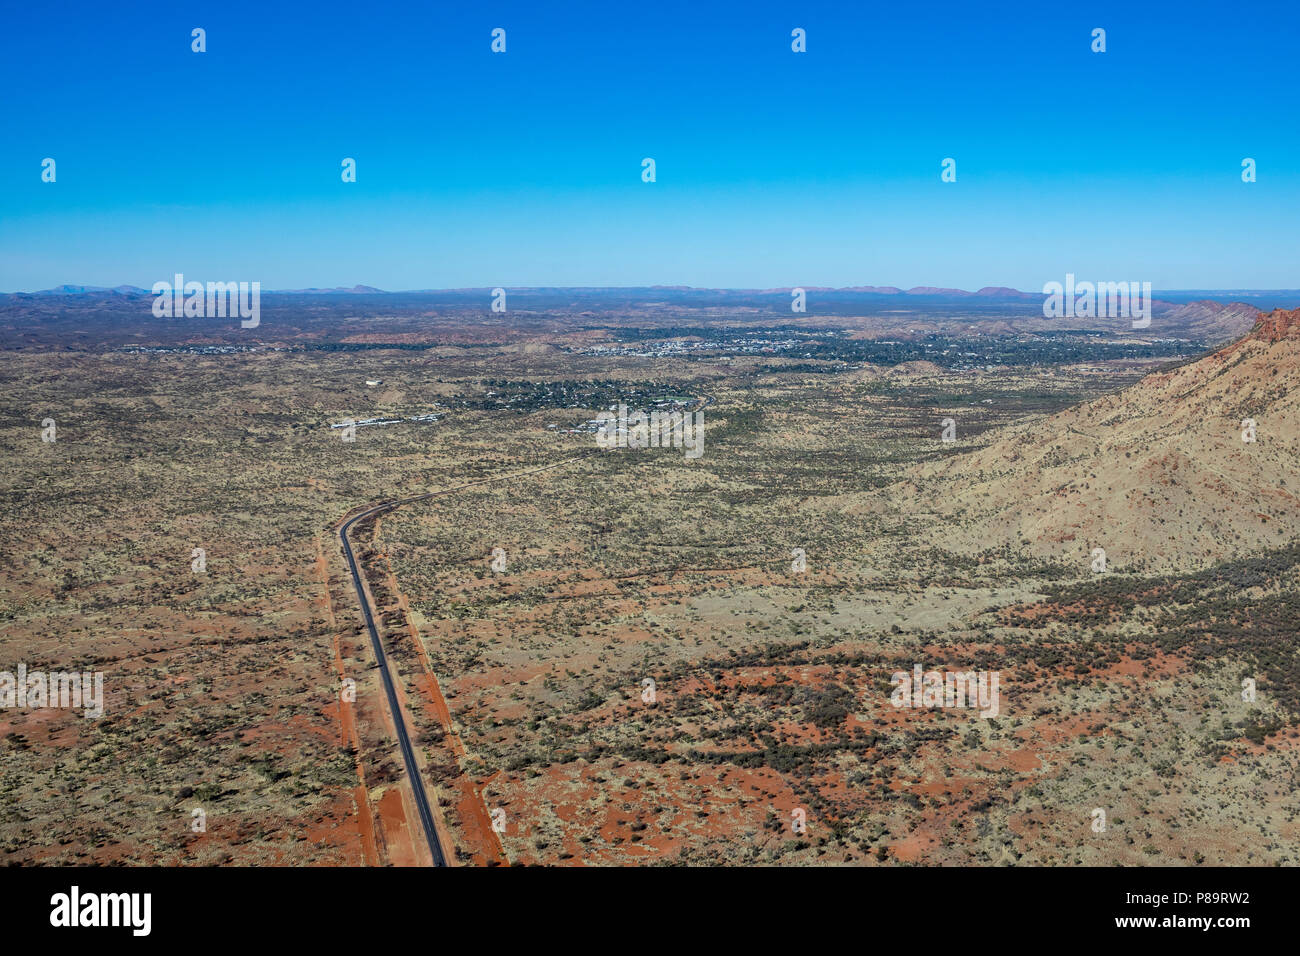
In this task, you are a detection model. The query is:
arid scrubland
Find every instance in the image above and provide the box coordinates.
[2,306,1297,865]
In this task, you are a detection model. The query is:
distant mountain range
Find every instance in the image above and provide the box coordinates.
[21,283,1028,296]
[18,283,1300,302]
[3,284,1295,350]
[25,283,387,296]
[34,284,153,295]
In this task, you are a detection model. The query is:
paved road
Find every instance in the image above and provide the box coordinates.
[336,395,711,866]
[336,453,604,867]
[340,502,448,867]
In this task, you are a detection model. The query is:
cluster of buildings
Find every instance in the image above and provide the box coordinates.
[548,398,692,436]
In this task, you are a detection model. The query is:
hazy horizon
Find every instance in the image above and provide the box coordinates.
[9,282,1300,296]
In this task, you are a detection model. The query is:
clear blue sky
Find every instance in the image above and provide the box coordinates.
[2,0,1297,291]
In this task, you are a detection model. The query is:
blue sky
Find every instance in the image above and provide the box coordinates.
[2,0,1297,291]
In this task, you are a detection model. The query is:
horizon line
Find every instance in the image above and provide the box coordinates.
[8,284,1300,297]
